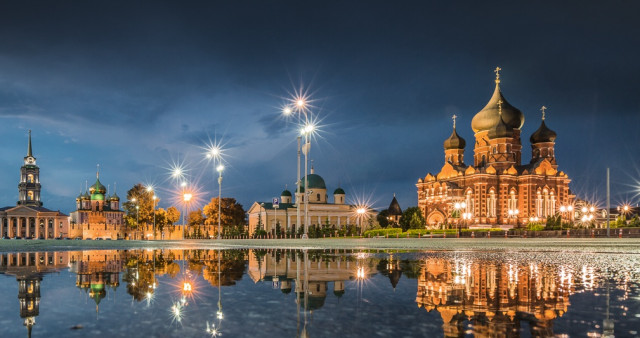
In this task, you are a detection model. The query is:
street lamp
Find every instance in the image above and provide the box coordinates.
[357,207,366,236]
[217,164,224,240]
[183,191,192,238]
[453,202,466,235]
[152,194,157,240]
[508,209,519,226]
[301,123,314,239]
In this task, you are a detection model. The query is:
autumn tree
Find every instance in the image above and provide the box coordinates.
[166,206,181,226]
[122,183,157,229]
[203,197,246,229]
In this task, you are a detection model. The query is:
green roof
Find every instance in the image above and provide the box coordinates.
[91,193,105,201]
[300,174,326,190]
[281,189,292,197]
[333,187,345,195]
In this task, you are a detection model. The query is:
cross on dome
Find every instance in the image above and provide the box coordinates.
[494,66,502,83]
[452,114,457,128]
[541,106,547,120]
[497,99,503,115]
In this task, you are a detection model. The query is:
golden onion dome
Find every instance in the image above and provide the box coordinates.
[471,73,524,133]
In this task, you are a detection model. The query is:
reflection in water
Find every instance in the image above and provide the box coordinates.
[0,249,638,337]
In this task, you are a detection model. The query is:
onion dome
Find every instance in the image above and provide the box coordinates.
[471,68,524,133]
[89,178,106,195]
[281,189,292,197]
[530,120,557,143]
[81,191,90,200]
[530,107,557,143]
[300,174,326,190]
[444,127,466,150]
[109,192,120,201]
[333,187,345,195]
[388,195,402,216]
[488,115,515,139]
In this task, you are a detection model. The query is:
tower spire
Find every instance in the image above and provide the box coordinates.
[27,130,33,157]
[541,106,547,120]
[96,164,100,179]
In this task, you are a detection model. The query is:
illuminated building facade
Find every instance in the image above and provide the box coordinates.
[0,131,69,238]
[417,69,574,228]
[70,170,125,239]
[247,167,356,235]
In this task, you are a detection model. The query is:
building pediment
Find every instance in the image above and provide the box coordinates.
[1,205,40,215]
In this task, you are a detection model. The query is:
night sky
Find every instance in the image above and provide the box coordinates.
[1,1,639,214]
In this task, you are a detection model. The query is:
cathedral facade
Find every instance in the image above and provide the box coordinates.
[69,170,125,239]
[417,69,573,228]
[0,131,69,238]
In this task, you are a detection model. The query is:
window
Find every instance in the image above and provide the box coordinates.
[316,193,320,201]
[487,190,497,217]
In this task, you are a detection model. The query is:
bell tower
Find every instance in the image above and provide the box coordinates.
[18,130,43,207]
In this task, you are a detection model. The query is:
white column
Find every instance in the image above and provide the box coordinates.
[337,216,341,228]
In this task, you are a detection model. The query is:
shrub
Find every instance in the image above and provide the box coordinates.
[364,228,402,237]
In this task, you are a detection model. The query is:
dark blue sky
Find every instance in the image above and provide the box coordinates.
[1,1,639,214]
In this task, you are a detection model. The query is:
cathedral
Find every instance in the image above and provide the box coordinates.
[417,68,573,228]
[0,131,69,238]
[69,169,125,239]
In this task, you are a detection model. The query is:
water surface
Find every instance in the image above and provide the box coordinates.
[0,248,638,337]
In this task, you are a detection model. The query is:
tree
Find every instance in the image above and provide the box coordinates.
[377,209,390,228]
[203,197,246,229]
[122,183,156,229]
[166,206,181,226]
[155,208,167,235]
[187,209,205,238]
[399,207,425,231]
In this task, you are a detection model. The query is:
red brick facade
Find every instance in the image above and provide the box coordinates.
[417,72,573,228]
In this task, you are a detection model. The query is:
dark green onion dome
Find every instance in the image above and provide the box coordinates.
[333,289,345,297]
[388,196,402,216]
[281,189,292,197]
[488,115,515,139]
[333,187,345,195]
[300,174,326,190]
[443,127,466,150]
[530,120,557,144]
[89,283,106,305]
[471,79,524,133]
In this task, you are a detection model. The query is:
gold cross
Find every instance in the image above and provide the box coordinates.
[541,106,547,120]
[452,114,457,128]
[498,99,503,115]
[494,66,502,82]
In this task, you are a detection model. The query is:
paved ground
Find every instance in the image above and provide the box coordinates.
[0,237,639,253]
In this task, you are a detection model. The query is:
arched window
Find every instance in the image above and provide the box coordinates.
[27,191,34,200]
[487,189,497,217]
[465,190,474,215]
[536,190,543,217]
[481,155,486,167]
[27,174,34,183]
[316,193,320,201]
[508,190,517,212]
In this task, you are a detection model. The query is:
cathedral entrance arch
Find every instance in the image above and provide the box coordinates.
[426,210,446,227]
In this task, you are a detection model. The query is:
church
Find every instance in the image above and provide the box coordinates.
[0,131,69,238]
[247,167,355,236]
[417,68,574,228]
[69,168,126,240]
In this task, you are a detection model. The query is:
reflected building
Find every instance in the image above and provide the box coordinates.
[248,250,378,311]
[70,250,123,313]
[416,257,575,337]
[0,252,70,337]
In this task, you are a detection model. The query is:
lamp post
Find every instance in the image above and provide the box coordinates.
[183,191,192,238]
[216,164,224,240]
[301,123,314,239]
[135,204,139,240]
[152,195,157,240]
[508,209,519,226]
[284,105,303,237]
[453,202,466,236]
[357,207,366,236]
